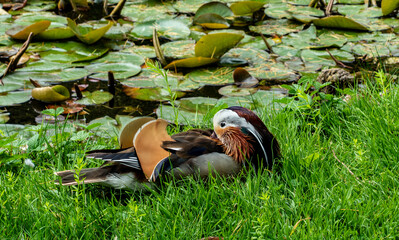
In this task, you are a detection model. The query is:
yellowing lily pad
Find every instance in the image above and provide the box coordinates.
[312,16,369,31]
[230,1,264,15]
[67,18,113,44]
[195,33,244,58]
[195,13,230,29]
[382,0,399,15]
[32,85,70,102]
[6,20,51,40]
[164,57,218,69]
[36,26,74,40]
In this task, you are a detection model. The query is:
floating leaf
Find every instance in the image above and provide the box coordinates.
[87,63,141,80]
[194,13,230,29]
[222,47,270,66]
[157,19,191,40]
[31,85,70,102]
[123,86,185,101]
[195,2,233,18]
[6,20,51,40]
[218,85,258,97]
[381,0,399,15]
[312,16,369,31]
[161,40,196,59]
[67,18,113,44]
[36,26,75,40]
[187,67,234,86]
[195,33,244,58]
[178,97,219,113]
[249,19,304,36]
[164,57,218,69]
[0,90,32,107]
[230,1,265,15]
[75,90,114,105]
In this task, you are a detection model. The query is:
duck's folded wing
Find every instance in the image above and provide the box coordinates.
[150,131,225,181]
[86,147,142,170]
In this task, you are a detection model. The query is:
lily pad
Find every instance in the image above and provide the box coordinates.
[164,57,218,69]
[93,52,144,66]
[0,90,32,107]
[221,47,270,66]
[230,1,265,15]
[187,67,234,86]
[337,5,383,18]
[32,85,70,102]
[6,20,51,40]
[75,91,114,105]
[265,4,292,19]
[194,13,230,29]
[195,2,233,18]
[67,18,113,44]
[195,32,244,58]
[123,86,185,101]
[87,63,141,80]
[249,19,304,36]
[0,82,24,93]
[157,19,191,40]
[37,28,74,41]
[131,21,155,39]
[381,0,399,16]
[161,40,196,59]
[301,49,355,68]
[177,97,219,113]
[218,85,258,97]
[123,45,156,59]
[312,16,369,31]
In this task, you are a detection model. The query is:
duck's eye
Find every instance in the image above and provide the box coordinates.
[220,122,226,127]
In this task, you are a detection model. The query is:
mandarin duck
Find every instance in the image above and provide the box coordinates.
[55,106,281,190]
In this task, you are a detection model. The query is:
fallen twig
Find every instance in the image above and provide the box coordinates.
[326,49,353,69]
[332,150,363,185]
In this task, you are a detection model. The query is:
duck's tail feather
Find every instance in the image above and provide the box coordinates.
[54,167,111,186]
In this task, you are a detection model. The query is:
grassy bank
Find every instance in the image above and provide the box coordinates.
[1,74,399,239]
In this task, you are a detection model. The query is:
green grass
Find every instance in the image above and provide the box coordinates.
[1,76,399,239]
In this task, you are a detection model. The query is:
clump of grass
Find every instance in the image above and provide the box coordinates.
[1,70,399,238]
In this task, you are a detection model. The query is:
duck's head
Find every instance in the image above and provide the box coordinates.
[213,106,280,170]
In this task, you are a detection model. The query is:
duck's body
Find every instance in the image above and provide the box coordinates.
[55,106,281,190]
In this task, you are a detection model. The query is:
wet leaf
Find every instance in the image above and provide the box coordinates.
[75,90,114,105]
[195,33,244,58]
[0,90,32,107]
[157,19,191,40]
[218,85,258,97]
[312,16,369,31]
[337,5,383,18]
[230,1,265,15]
[36,25,75,40]
[124,45,156,59]
[222,48,270,66]
[195,2,233,18]
[178,97,219,113]
[67,18,113,44]
[187,67,234,86]
[301,49,355,68]
[93,52,144,65]
[131,21,155,39]
[123,86,185,101]
[164,57,218,69]
[195,13,230,29]
[161,40,196,59]
[87,63,141,80]
[32,85,70,102]
[381,0,399,15]
[0,82,24,93]
[265,4,292,19]
[249,19,304,36]
[6,20,51,40]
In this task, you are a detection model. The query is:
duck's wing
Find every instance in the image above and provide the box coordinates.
[150,130,226,181]
[86,147,142,170]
